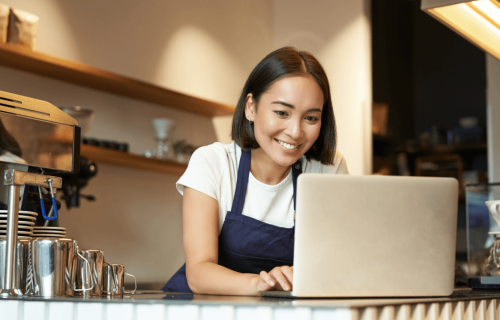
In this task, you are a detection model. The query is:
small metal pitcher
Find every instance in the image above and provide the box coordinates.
[74,249,104,296]
[102,262,136,295]
[0,238,30,295]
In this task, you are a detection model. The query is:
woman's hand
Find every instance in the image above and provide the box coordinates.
[255,266,294,293]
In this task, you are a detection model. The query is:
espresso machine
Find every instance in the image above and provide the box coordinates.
[0,90,80,296]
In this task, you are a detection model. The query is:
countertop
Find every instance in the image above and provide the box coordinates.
[2,288,500,320]
[2,288,500,308]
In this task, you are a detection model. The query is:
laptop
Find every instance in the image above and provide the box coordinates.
[261,174,458,298]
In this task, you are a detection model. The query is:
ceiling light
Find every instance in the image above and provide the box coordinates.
[422,0,500,60]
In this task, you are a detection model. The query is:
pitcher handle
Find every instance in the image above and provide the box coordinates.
[26,241,33,295]
[74,251,94,292]
[124,272,137,294]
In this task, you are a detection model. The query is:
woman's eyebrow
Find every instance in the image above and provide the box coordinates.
[271,101,294,109]
[271,101,322,113]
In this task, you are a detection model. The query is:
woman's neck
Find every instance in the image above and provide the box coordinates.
[250,148,291,185]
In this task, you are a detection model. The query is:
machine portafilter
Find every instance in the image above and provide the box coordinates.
[0,90,81,296]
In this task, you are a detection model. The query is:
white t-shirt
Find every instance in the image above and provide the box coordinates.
[176,141,349,232]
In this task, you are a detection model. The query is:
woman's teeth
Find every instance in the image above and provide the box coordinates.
[277,139,299,150]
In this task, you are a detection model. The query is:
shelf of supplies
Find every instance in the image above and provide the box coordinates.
[402,143,487,155]
[81,145,187,175]
[0,43,235,117]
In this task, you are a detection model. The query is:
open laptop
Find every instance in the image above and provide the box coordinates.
[261,175,458,298]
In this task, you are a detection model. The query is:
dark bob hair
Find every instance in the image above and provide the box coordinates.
[231,46,337,165]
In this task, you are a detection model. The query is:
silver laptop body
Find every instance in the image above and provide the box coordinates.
[263,175,458,298]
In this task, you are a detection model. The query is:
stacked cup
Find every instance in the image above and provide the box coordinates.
[0,210,36,238]
[0,211,37,294]
[32,227,66,238]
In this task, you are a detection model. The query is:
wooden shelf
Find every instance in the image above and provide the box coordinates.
[81,145,187,175]
[0,43,235,117]
[403,143,487,155]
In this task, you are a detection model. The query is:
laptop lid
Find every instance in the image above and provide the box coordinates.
[293,175,458,297]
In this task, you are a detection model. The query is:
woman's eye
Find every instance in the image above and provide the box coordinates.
[305,116,319,122]
[274,111,288,116]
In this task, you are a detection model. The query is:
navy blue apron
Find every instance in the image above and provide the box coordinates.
[162,149,302,293]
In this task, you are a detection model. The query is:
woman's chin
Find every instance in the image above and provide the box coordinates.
[273,145,306,165]
[272,154,302,167]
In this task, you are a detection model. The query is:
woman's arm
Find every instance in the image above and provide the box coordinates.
[183,187,293,295]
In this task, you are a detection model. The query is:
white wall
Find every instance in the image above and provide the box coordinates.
[0,0,372,286]
[487,54,500,183]
[5,0,273,107]
[0,0,274,286]
[272,0,372,175]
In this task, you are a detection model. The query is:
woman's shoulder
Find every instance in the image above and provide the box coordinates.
[191,141,240,166]
[302,151,349,174]
[177,142,240,197]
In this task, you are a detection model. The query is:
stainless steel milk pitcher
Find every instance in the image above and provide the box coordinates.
[31,238,92,297]
[74,249,103,296]
[0,238,30,295]
[102,262,136,295]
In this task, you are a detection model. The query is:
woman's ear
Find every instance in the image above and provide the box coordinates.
[244,93,255,122]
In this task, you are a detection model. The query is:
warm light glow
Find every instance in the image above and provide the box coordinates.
[470,0,500,29]
[422,0,500,61]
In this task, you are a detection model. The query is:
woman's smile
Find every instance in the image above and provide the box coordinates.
[275,138,301,150]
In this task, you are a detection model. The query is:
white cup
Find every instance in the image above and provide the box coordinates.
[486,200,500,229]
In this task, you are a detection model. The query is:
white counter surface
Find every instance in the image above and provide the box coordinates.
[0,289,499,320]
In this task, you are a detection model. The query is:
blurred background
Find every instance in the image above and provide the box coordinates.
[0,0,498,288]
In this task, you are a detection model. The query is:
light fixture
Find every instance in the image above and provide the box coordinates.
[422,0,500,60]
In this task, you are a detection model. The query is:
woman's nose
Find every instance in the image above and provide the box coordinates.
[285,119,303,140]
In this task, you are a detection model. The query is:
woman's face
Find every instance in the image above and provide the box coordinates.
[245,74,324,168]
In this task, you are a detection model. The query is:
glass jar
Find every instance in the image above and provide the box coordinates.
[485,234,500,276]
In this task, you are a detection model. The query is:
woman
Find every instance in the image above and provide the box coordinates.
[163,47,349,295]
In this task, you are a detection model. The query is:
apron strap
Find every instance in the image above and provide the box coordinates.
[230,149,251,214]
[291,160,302,212]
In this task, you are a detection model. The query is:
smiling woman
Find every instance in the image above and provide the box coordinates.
[233,47,337,166]
[244,75,325,184]
[162,47,349,296]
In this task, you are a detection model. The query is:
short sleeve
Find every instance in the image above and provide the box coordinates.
[176,144,228,201]
[333,152,349,174]
[303,151,350,174]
